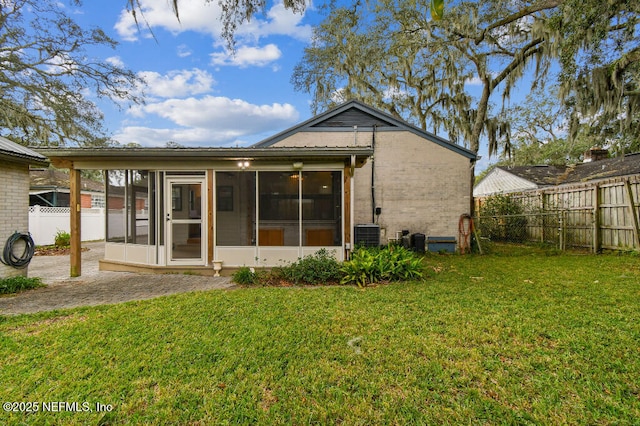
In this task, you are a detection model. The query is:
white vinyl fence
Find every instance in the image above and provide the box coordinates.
[29,205,105,246]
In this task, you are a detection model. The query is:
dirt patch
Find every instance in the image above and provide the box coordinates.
[34,246,89,256]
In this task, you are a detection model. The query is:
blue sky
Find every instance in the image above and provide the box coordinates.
[71,0,321,148]
[70,0,502,171]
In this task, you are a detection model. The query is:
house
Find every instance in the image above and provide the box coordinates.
[29,168,105,208]
[38,101,476,276]
[474,149,640,198]
[0,137,49,278]
[254,100,477,243]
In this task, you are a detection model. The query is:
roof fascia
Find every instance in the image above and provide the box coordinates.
[253,100,477,160]
[36,146,373,170]
[0,151,49,167]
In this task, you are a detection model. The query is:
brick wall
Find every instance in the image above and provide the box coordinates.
[355,130,471,242]
[0,160,30,278]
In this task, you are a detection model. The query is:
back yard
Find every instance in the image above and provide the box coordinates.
[1,248,639,424]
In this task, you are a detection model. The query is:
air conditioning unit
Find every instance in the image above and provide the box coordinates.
[354,224,380,247]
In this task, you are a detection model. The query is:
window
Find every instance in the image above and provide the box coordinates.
[91,194,105,208]
[106,170,154,245]
[130,171,153,245]
[214,170,343,248]
[106,170,126,243]
[302,171,342,246]
[259,171,300,246]
[216,171,256,246]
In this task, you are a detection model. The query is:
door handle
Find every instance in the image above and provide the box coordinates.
[166,214,171,222]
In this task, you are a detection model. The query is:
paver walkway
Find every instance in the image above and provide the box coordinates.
[0,242,235,315]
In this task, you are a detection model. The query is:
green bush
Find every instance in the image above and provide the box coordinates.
[477,194,527,242]
[235,250,342,286]
[54,230,71,247]
[277,249,342,285]
[0,276,45,294]
[341,246,424,287]
[232,267,256,285]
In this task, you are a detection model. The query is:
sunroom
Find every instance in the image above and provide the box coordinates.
[40,146,372,276]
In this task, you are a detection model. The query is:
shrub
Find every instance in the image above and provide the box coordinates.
[232,267,256,285]
[278,249,342,285]
[477,194,527,242]
[341,246,423,287]
[236,250,342,286]
[54,230,71,247]
[0,276,45,294]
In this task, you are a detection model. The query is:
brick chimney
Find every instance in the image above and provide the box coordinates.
[583,147,609,162]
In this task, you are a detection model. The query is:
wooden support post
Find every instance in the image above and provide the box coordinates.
[69,166,81,277]
[624,179,640,249]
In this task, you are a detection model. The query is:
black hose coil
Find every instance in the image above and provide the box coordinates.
[1,232,36,269]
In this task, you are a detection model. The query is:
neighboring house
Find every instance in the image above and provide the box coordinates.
[30,168,105,208]
[474,148,640,197]
[0,137,49,278]
[39,101,476,275]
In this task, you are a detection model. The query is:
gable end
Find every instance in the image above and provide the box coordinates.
[311,107,398,128]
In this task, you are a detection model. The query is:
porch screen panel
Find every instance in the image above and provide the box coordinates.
[216,171,256,246]
[302,171,342,246]
[130,171,152,245]
[106,170,126,243]
[258,171,300,246]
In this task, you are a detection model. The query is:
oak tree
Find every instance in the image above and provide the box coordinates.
[1,0,142,146]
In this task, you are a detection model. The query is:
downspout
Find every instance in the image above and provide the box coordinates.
[371,124,377,223]
[350,154,355,259]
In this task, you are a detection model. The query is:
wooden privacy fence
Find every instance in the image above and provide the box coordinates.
[475,175,640,252]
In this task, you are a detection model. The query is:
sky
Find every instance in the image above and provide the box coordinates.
[68,0,498,171]
[69,0,322,148]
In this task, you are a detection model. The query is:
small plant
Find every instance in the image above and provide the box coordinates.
[341,246,423,287]
[54,230,71,248]
[232,267,256,285]
[0,276,45,294]
[278,249,342,285]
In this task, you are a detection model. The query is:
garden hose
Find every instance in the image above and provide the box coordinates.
[1,232,36,269]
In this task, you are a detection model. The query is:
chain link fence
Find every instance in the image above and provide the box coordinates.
[474,209,596,252]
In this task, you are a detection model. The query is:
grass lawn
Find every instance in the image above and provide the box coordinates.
[1,249,639,424]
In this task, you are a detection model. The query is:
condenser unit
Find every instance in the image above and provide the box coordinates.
[354,224,380,247]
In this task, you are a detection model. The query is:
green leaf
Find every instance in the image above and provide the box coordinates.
[430,0,444,21]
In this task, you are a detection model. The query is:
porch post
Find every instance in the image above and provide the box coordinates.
[207,170,214,265]
[344,165,351,259]
[70,166,81,277]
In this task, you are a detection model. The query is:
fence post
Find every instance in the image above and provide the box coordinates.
[624,179,640,249]
[30,205,39,245]
[593,184,601,253]
[558,211,565,251]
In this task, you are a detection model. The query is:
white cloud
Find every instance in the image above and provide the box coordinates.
[115,0,222,42]
[142,96,298,130]
[115,0,312,44]
[105,56,125,68]
[211,44,282,68]
[138,68,215,98]
[115,97,300,147]
[465,76,483,86]
[234,2,313,42]
[113,126,246,147]
[177,44,192,58]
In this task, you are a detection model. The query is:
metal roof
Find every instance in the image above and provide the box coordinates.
[36,146,374,169]
[0,136,49,166]
[253,100,477,161]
